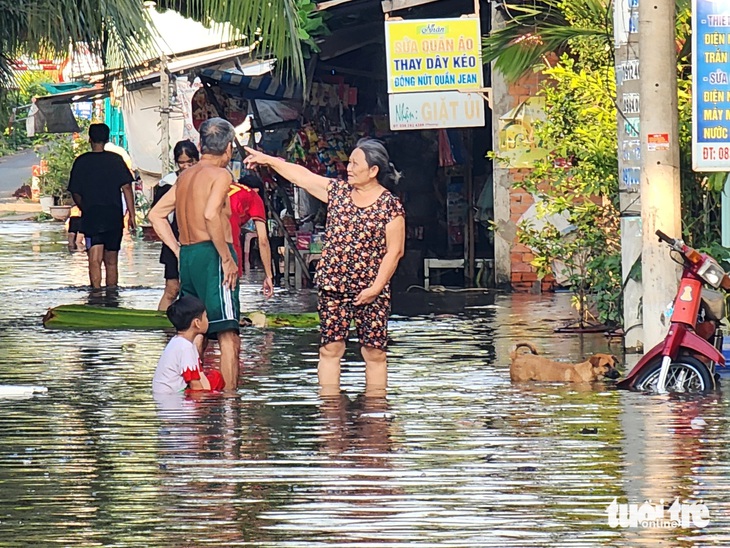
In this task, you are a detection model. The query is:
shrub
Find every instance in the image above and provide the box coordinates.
[38,133,90,204]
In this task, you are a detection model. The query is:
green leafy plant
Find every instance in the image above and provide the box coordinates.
[512,56,621,327]
[0,71,54,157]
[482,0,612,84]
[677,77,724,250]
[484,0,722,329]
[33,212,53,222]
[135,189,153,227]
[295,0,330,57]
[38,133,90,204]
[1,1,326,136]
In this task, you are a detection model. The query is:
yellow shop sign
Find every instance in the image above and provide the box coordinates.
[385,18,483,94]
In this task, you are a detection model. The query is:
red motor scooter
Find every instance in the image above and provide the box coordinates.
[618,230,730,393]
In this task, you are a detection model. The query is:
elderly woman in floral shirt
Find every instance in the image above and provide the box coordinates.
[244,139,405,395]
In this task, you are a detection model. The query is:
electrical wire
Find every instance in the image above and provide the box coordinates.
[669,250,686,267]
[618,194,640,217]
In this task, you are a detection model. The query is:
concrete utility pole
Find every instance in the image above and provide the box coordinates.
[614,0,643,352]
[490,4,512,288]
[160,54,171,175]
[638,1,682,348]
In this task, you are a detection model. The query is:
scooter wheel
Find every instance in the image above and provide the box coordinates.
[633,355,714,393]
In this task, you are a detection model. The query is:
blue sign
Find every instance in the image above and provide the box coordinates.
[622,167,641,187]
[71,102,93,121]
[693,0,730,171]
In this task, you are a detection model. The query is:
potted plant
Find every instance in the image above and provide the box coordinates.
[134,188,159,239]
[38,133,89,221]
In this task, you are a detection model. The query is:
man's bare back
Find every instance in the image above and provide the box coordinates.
[176,163,234,245]
[148,118,241,391]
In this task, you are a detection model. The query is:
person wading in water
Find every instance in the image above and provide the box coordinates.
[243,138,405,396]
[149,118,242,390]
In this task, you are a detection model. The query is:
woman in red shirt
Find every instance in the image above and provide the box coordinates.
[243,139,406,396]
[227,178,274,297]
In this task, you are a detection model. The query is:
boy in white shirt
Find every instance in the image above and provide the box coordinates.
[152,296,224,393]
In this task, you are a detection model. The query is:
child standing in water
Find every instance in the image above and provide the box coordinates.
[66,205,84,251]
[152,295,224,393]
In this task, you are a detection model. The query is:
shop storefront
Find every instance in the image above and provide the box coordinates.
[191,0,495,290]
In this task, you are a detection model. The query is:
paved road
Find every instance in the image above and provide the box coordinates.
[0,149,39,200]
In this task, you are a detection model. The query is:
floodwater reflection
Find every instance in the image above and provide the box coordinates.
[1,223,730,546]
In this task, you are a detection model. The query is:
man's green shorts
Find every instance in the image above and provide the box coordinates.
[179,241,240,335]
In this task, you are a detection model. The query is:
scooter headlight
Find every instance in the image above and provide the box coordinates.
[698,260,725,288]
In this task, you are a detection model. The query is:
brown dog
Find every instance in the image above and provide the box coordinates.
[510,342,620,383]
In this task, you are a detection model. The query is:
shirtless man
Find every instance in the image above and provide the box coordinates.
[149,118,240,390]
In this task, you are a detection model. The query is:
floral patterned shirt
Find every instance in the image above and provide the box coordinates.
[317,179,405,293]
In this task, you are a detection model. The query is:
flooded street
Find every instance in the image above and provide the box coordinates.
[2,222,730,546]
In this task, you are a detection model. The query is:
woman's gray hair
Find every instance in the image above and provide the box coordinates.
[199,117,235,155]
[355,138,402,188]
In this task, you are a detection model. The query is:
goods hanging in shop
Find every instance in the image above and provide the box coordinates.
[286,123,353,180]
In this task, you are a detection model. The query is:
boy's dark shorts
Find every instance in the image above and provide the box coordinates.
[317,289,391,349]
[163,260,179,280]
[68,217,83,234]
[160,244,179,280]
[85,229,123,252]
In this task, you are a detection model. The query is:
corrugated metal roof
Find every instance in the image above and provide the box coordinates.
[35,85,107,105]
[199,68,302,101]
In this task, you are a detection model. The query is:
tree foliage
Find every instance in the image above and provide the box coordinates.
[38,132,91,204]
[0,0,151,85]
[156,0,327,80]
[483,0,612,83]
[486,0,727,328]
[0,0,326,155]
[484,0,690,83]
[486,1,621,326]
[516,57,621,326]
[0,0,325,88]
[0,71,53,157]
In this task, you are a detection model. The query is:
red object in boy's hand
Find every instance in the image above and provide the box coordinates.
[206,370,225,391]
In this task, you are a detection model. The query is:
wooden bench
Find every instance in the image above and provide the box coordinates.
[423,258,494,289]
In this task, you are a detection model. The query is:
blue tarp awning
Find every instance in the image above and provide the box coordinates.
[40,82,94,95]
[199,68,302,101]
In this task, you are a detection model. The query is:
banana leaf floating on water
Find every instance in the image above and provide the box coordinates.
[43,305,172,330]
[241,311,320,329]
[42,305,319,330]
